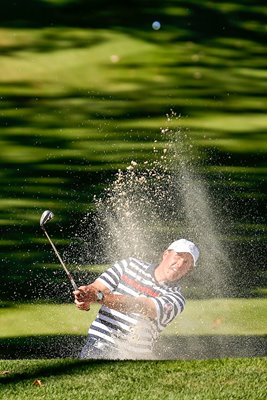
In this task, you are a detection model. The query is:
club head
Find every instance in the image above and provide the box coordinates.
[40,210,54,227]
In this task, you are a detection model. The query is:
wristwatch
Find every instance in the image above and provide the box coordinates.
[96,291,104,303]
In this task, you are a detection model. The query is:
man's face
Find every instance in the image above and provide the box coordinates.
[160,250,194,282]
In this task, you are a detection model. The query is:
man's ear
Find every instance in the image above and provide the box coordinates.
[162,250,169,259]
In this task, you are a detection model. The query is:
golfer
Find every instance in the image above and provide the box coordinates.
[74,238,199,359]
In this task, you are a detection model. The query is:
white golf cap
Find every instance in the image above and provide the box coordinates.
[167,238,199,266]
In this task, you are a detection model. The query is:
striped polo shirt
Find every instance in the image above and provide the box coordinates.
[88,257,185,358]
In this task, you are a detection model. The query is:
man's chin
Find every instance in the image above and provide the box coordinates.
[167,272,181,282]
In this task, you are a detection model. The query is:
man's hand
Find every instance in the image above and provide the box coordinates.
[73,285,98,311]
[73,281,157,320]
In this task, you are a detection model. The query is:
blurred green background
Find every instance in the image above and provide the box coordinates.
[0,0,266,307]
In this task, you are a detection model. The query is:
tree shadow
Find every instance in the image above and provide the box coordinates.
[0,1,266,301]
[0,335,86,360]
[1,334,266,362]
[155,334,267,359]
[0,355,112,385]
[1,0,267,48]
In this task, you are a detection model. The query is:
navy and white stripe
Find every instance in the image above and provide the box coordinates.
[88,257,185,357]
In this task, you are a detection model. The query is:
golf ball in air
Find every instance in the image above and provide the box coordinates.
[152,21,161,30]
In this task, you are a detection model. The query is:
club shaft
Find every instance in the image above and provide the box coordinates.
[42,227,78,291]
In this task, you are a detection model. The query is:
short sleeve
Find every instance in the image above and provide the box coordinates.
[151,290,185,326]
[96,260,126,291]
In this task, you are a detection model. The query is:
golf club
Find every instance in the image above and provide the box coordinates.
[40,210,78,291]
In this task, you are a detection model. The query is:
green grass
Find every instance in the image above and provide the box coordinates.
[0,1,266,304]
[0,4,266,398]
[0,358,266,400]
[1,298,266,338]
